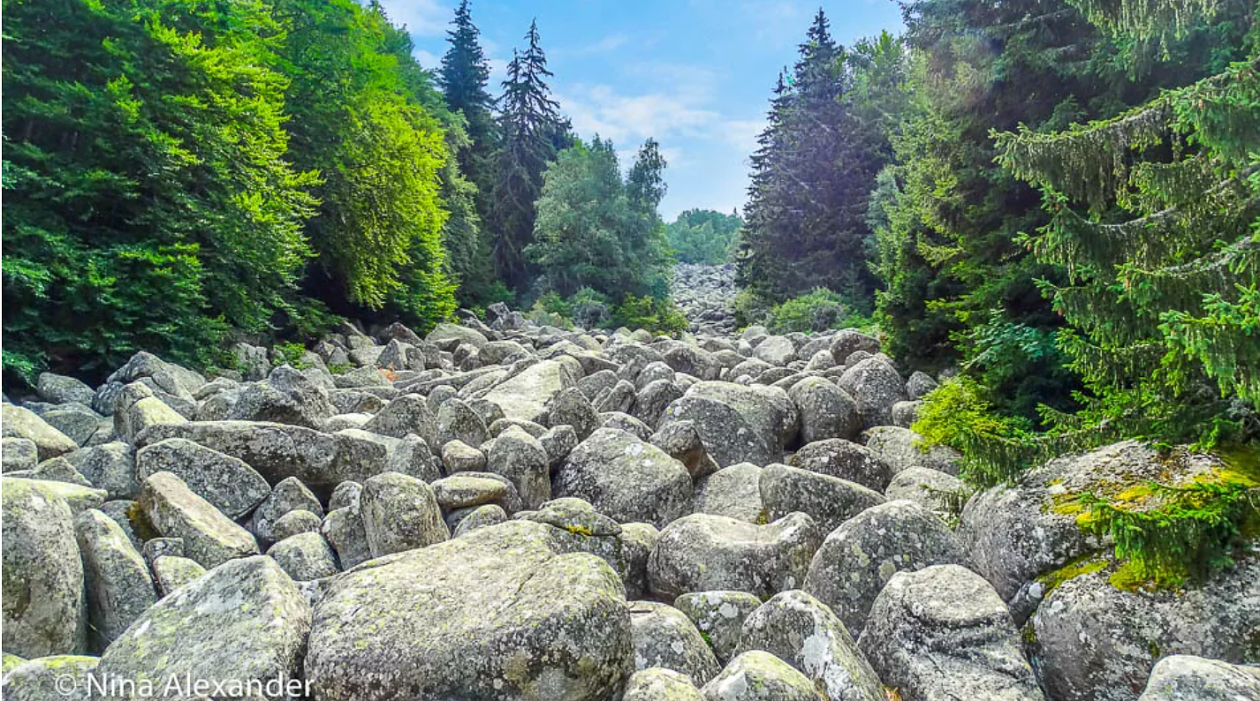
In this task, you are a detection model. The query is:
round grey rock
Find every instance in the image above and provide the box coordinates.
[700,650,824,701]
[804,500,968,638]
[305,520,632,701]
[95,556,311,695]
[736,590,884,701]
[760,463,886,536]
[554,427,693,528]
[631,601,722,685]
[856,564,1043,701]
[649,512,822,600]
[675,591,765,665]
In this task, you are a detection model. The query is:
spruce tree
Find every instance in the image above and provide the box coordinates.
[992,0,1259,448]
[738,10,887,307]
[440,0,500,227]
[491,20,564,291]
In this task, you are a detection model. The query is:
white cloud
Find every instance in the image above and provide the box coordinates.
[720,118,766,153]
[560,84,720,145]
[375,0,449,37]
[487,57,510,89]
[413,49,442,71]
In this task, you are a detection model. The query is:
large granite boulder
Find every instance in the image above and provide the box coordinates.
[837,358,906,428]
[0,655,99,701]
[862,426,961,476]
[305,520,632,701]
[649,513,822,599]
[135,437,270,519]
[693,463,765,523]
[804,500,968,637]
[554,428,693,528]
[361,472,449,557]
[1137,655,1260,701]
[63,442,137,501]
[700,651,824,701]
[95,556,310,695]
[675,591,762,665]
[36,372,96,405]
[426,322,489,349]
[828,331,880,364]
[2,404,77,460]
[857,565,1045,701]
[630,601,722,686]
[1030,557,1260,701]
[229,365,334,429]
[250,476,324,545]
[138,472,260,569]
[136,420,396,492]
[487,425,551,510]
[625,668,705,701]
[74,509,158,651]
[267,531,339,581]
[884,467,969,519]
[663,382,798,468]
[363,393,438,446]
[759,463,885,535]
[787,377,860,443]
[436,398,491,450]
[482,359,579,424]
[736,590,884,701]
[958,441,1220,618]
[788,439,893,493]
[2,436,38,473]
[1,478,85,657]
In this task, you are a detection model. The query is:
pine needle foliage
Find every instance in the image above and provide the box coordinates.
[992,3,1260,451]
[1072,471,1259,588]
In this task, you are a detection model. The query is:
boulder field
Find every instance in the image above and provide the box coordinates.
[2,306,1256,701]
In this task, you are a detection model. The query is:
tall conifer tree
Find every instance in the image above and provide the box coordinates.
[492,20,563,290]
[440,0,499,224]
[738,10,883,306]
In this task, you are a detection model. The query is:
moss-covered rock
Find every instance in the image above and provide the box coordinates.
[305,520,632,701]
[95,556,310,695]
[0,655,98,701]
[736,590,884,701]
[700,650,824,701]
[1,477,85,658]
[138,472,259,569]
[74,509,158,651]
[1031,556,1260,701]
[857,565,1044,701]
[624,667,705,701]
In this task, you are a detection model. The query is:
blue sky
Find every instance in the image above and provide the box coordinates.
[377,0,905,221]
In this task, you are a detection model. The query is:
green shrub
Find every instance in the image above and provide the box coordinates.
[535,291,572,317]
[913,376,1040,488]
[274,341,311,370]
[734,288,774,329]
[528,293,574,329]
[569,287,611,329]
[612,295,688,336]
[767,288,846,333]
[1074,476,1258,589]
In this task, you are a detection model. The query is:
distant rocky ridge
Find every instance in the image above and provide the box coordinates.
[2,308,1257,701]
[672,263,738,336]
